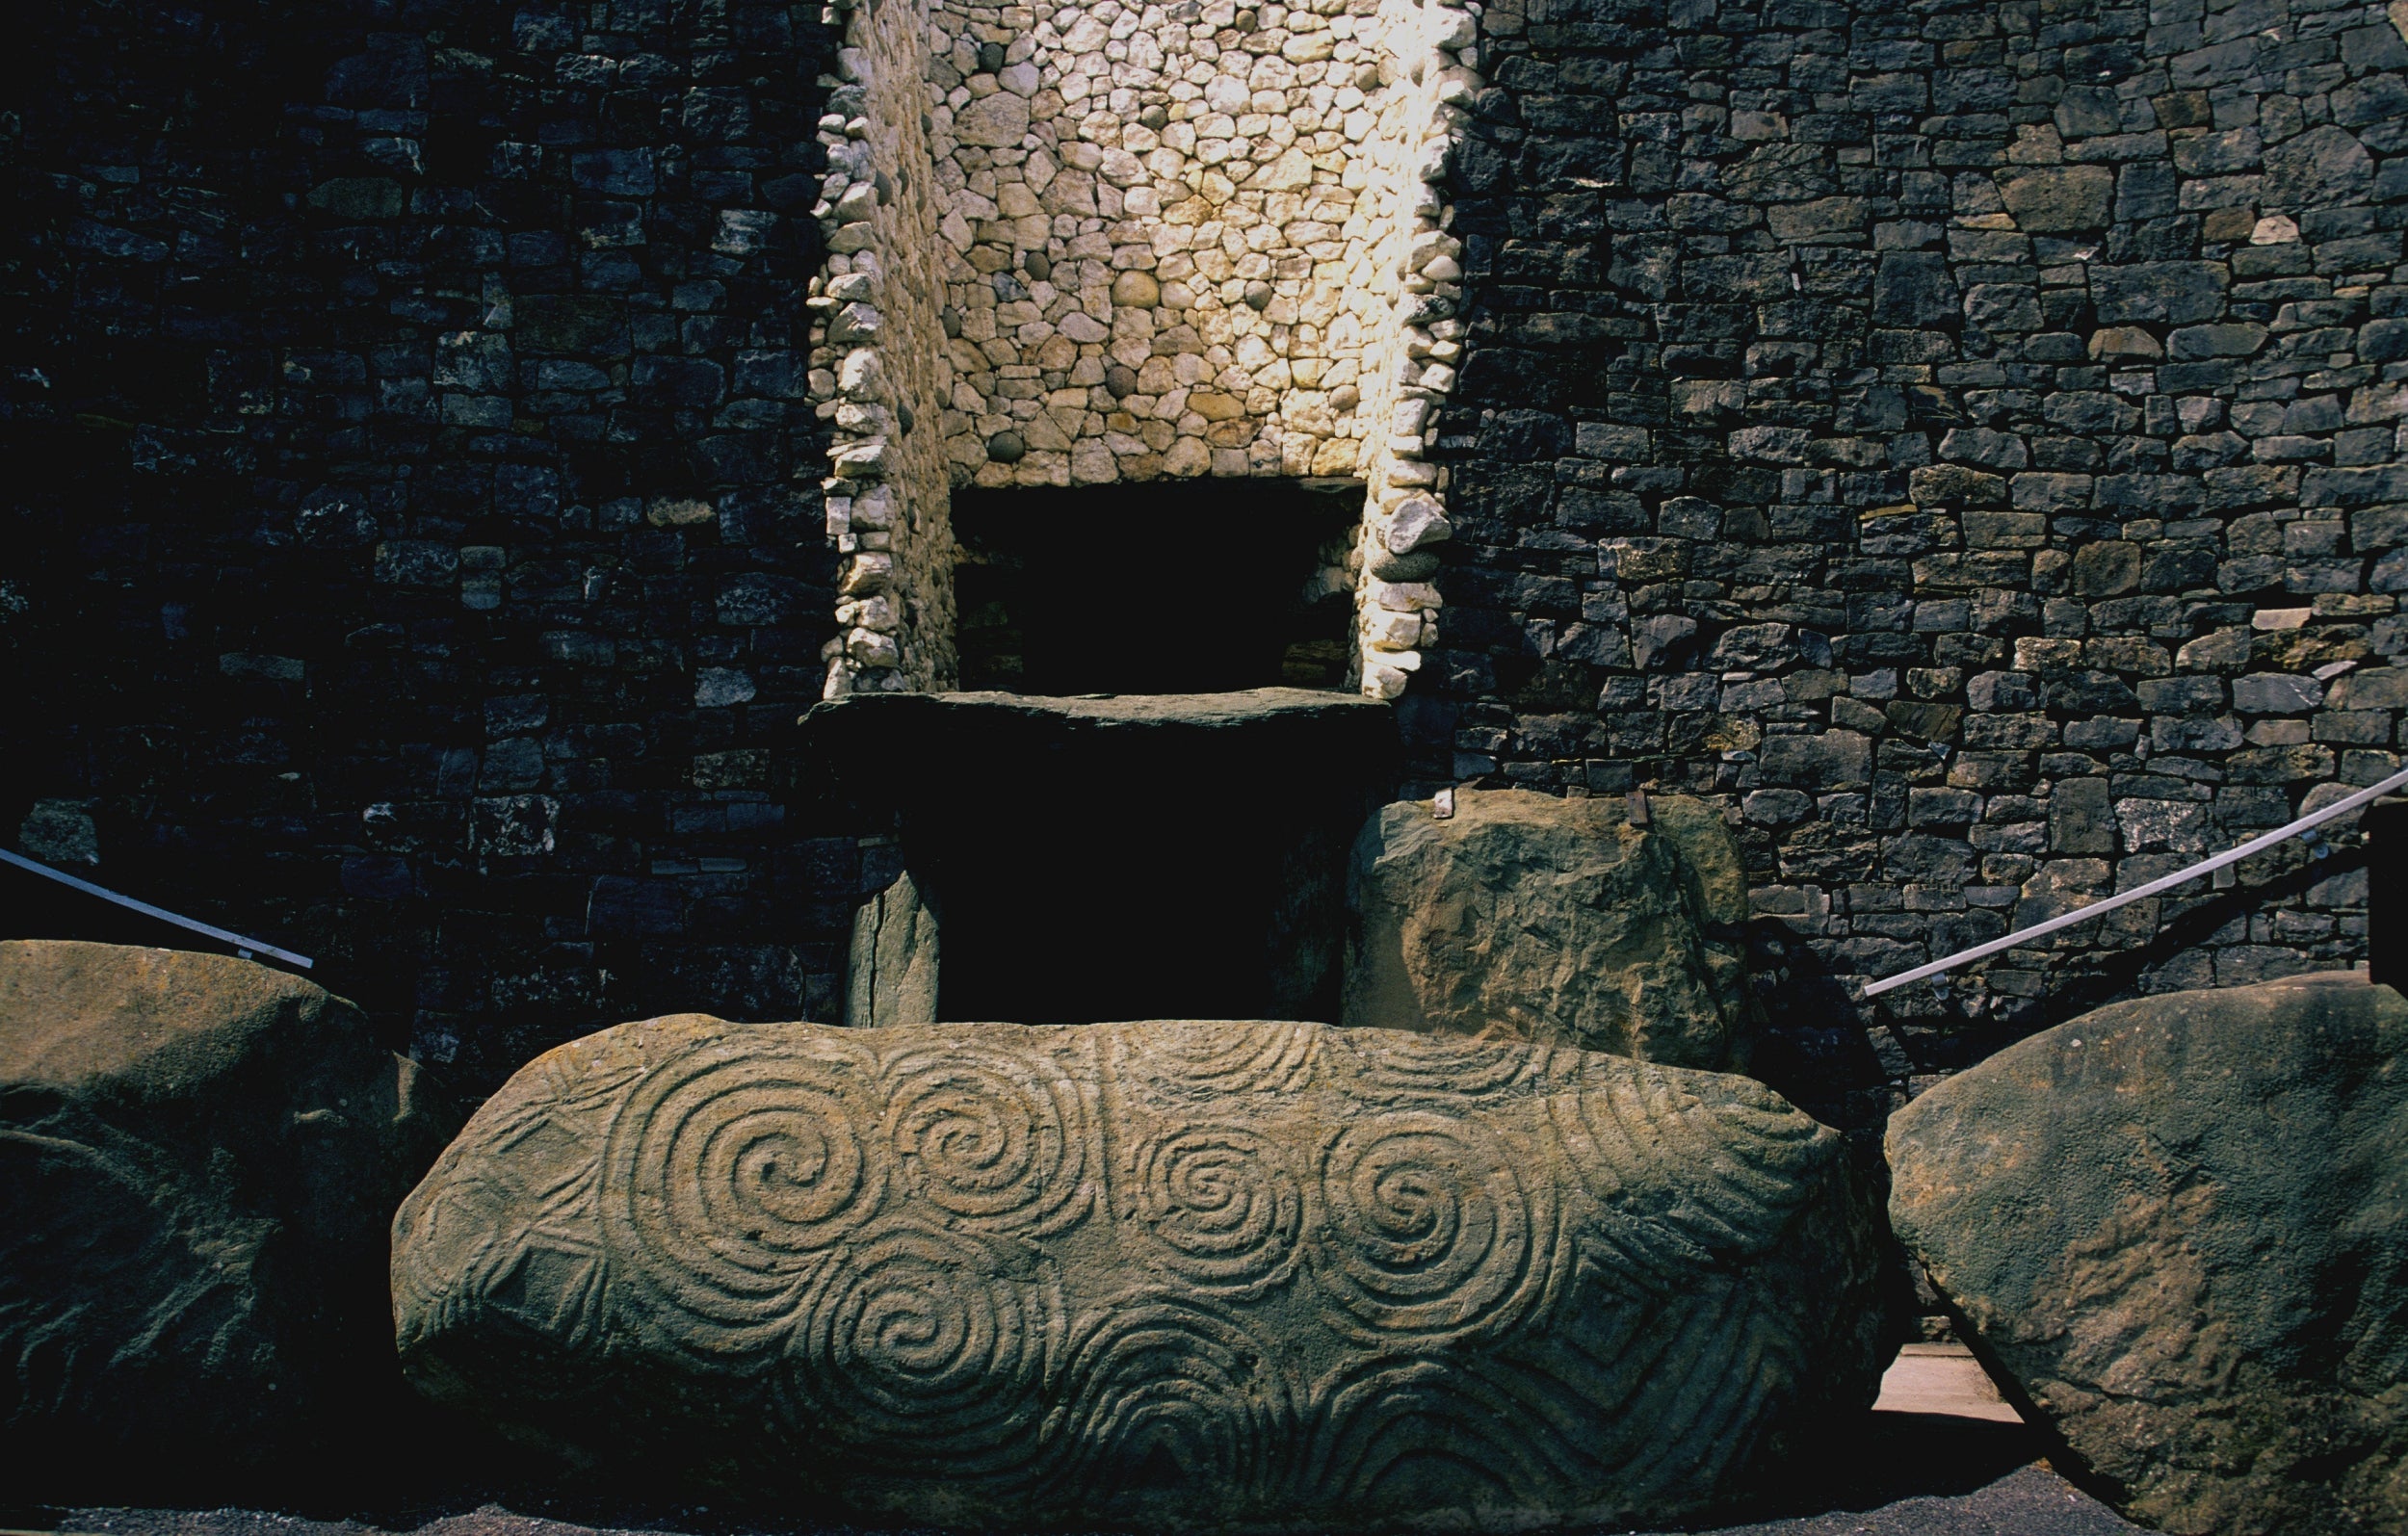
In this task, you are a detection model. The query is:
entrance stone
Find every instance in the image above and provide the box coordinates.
[394,1014,1889,1530]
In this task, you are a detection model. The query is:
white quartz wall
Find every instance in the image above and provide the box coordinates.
[811,0,959,695]
[812,0,1482,697]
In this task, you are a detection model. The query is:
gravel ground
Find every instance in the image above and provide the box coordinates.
[12,1413,2134,1536]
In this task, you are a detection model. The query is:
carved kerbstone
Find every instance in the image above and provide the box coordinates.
[1890,974,2408,1536]
[393,1016,1888,1531]
[1,940,453,1496]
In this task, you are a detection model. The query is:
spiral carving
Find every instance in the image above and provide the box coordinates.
[1335,1029,1553,1102]
[1130,1126,1302,1297]
[1306,1355,1595,1512]
[602,1040,884,1358]
[783,1218,1059,1477]
[1548,1058,1827,1272]
[1043,1298,1298,1511]
[1307,1110,1557,1341]
[1148,1020,1322,1096]
[879,1037,1093,1236]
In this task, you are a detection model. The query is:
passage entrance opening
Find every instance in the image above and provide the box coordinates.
[951,478,1362,695]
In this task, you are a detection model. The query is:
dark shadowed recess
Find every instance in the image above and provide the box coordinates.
[950,478,1362,694]
[796,690,1399,1025]
[4,1417,2120,1535]
[2,0,856,1099]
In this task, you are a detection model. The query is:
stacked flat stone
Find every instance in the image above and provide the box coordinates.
[1422,0,2408,1087]
[811,0,962,695]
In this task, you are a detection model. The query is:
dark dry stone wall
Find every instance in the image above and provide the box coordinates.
[1432,0,2408,1120]
[2,0,862,1087]
[4,0,2406,1117]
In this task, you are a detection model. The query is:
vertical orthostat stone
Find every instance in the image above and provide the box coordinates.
[846,872,940,1028]
[393,1016,1888,1531]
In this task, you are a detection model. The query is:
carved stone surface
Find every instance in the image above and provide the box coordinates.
[1343,791,1756,1069]
[0,940,454,1495]
[1889,973,2408,1536]
[393,1015,1888,1531]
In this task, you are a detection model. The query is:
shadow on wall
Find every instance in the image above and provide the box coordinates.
[1873,843,2370,1044]
[1743,917,1893,1134]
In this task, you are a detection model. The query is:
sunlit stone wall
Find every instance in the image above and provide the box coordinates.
[806,0,1482,694]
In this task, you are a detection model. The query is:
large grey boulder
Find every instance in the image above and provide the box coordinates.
[1888,973,2408,1536]
[1343,790,1755,1069]
[394,1015,1888,1531]
[0,941,453,1490]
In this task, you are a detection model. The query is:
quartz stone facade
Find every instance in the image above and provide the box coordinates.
[805,0,1476,695]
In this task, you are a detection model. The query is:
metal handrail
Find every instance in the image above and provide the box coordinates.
[0,847,315,970]
[1861,764,2408,998]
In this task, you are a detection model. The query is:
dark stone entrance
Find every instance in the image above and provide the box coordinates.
[949,480,1362,695]
[796,689,1396,1025]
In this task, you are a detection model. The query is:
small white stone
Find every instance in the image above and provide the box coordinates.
[840,552,894,596]
[847,630,902,667]
[838,348,886,399]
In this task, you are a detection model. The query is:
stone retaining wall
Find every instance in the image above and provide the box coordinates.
[805,0,1475,692]
[6,0,2406,1117]
[1429,0,2408,1119]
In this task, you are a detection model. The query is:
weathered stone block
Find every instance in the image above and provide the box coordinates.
[2049,775,2117,853]
[2264,124,2374,207]
[394,1016,1891,1530]
[1890,975,2408,1536]
[1997,166,2114,230]
[1872,251,1960,328]
[1759,727,1874,790]
[846,872,939,1028]
[305,177,404,219]
[2091,262,2230,325]
[1342,790,1753,1069]
[2,942,453,1489]
[955,91,1032,147]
